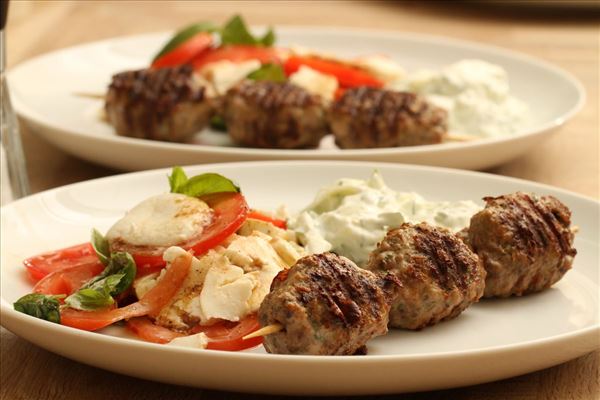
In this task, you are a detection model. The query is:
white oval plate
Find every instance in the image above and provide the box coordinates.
[1,161,598,395]
[8,28,584,171]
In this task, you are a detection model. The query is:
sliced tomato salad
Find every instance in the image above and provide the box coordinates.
[192,45,280,70]
[24,242,99,282]
[128,314,263,351]
[284,55,383,89]
[60,252,192,331]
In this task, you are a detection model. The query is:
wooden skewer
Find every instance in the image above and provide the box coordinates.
[73,91,105,100]
[242,323,283,340]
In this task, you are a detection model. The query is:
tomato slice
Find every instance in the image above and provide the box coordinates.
[127,317,184,344]
[247,210,287,229]
[192,45,280,70]
[33,261,105,296]
[24,243,98,282]
[192,314,263,351]
[60,252,192,331]
[129,192,249,273]
[284,56,383,88]
[151,32,213,69]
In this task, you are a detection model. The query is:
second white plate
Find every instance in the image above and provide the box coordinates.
[8,27,584,171]
[1,161,598,395]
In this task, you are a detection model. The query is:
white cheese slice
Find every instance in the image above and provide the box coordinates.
[289,65,338,102]
[200,59,261,95]
[166,332,209,349]
[106,193,212,248]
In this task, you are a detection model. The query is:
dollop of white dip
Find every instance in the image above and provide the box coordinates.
[288,171,481,266]
[390,59,529,138]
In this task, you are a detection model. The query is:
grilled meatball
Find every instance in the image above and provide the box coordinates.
[365,223,485,330]
[105,65,213,142]
[222,81,328,149]
[258,252,399,355]
[329,87,447,149]
[468,192,577,298]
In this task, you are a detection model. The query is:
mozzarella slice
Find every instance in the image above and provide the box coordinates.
[289,66,338,102]
[106,193,213,248]
[167,332,209,349]
[200,59,261,95]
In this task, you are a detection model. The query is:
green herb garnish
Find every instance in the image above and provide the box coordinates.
[64,252,136,311]
[168,167,240,197]
[220,15,275,47]
[247,63,286,82]
[14,293,63,323]
[91,228,110,266]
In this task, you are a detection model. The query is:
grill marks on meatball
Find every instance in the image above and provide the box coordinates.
[223,81,328,149]
[233,80,317,109]
[105,65,213,141]
[469,192,576,297]
[366,223,485,330]
[329,87,448,149]
[259,253,397,355]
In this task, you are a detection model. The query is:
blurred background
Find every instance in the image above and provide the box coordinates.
[4,0,599,198]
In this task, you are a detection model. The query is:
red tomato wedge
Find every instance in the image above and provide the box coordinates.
[33,261,105,296]
[60,252,192,331]
[284,56,383,88]
[24,242,98,282]
[130,192,249,272]
[247,210,287,229]
[151,32,213,69]
[192,45,280,70]
[127,317,184,344]
[192,314,263,351]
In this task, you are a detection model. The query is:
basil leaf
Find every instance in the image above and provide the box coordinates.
[220,15,275,47]
[168,168,240,197]
[91,228,110,266]
[152,22,218,62]
[209,115,227,131]
[247,63,286,82]
[259,28,276,46]
[168,166,188,194]
[106,252,137,296]
[65,252,136,311]
[81,252,136,296]
[65,273,124,311]
[14,293,62,323]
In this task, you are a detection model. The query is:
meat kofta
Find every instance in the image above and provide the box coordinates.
[365,223,485,330]
[105,65,214,142]
[468,192,577,298]
[258,252,400,355]
[328,87,447,149]
[222,80,328,149]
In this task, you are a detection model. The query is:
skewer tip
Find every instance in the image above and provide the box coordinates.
[243,323,283,340]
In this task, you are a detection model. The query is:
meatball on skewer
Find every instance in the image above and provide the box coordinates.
[328,87,448,149]
[105,65,214,142]
[468,192,577,298]
[223,80,329,149]
[256,253,400,355]
[365,223,486,330]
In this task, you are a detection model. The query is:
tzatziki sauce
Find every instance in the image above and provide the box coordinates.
[389,59,529,138]
[288,171,482,266]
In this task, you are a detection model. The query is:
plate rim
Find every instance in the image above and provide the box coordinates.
[1,160,598,364]
[8,26,586,157]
